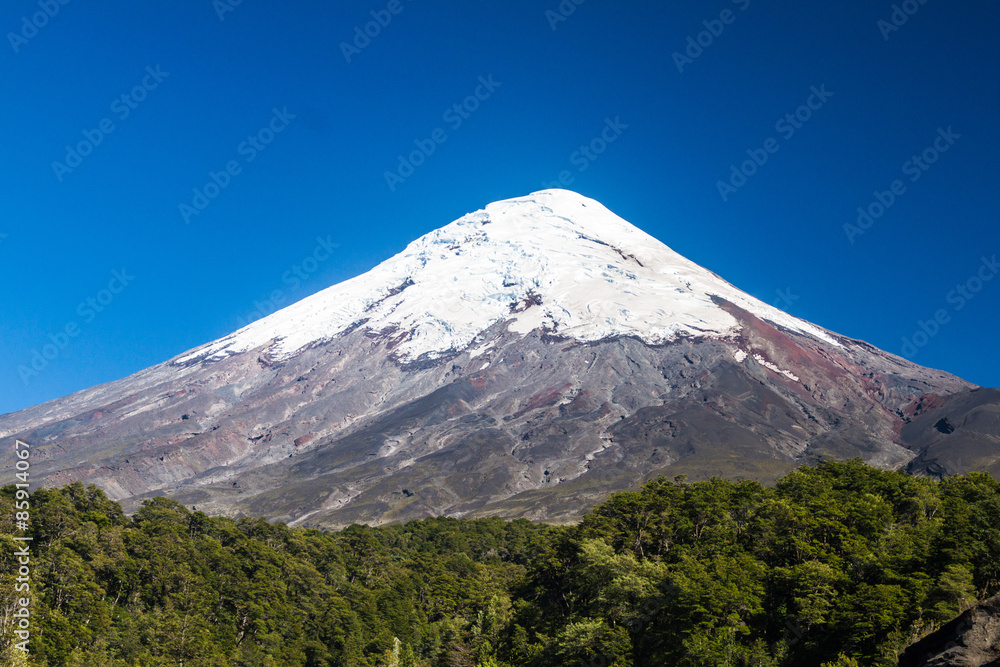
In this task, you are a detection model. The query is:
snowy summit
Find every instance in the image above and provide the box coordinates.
[179,189,838,365]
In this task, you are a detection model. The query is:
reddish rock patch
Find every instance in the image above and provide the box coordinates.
[513,382,573,419]
[904,393,944,418]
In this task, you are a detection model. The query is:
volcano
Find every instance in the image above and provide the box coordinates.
[3,189,998,527]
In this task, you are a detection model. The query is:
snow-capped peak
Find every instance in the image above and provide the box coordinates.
[177,189,838,365]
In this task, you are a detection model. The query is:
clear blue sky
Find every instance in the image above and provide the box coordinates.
[1,0,998,415]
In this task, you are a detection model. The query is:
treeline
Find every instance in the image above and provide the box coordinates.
[1,459,999,666]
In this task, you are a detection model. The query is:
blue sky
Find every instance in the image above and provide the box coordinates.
[1,0,998,415]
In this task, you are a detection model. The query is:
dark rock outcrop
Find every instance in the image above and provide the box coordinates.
[898,594,1000,667]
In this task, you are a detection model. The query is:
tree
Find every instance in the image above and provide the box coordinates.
[926,564,977,622]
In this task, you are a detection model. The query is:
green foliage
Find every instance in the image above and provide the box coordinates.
[0,461,998,666]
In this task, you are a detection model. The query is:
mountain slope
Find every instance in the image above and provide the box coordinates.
[176,189,840,366]
[1,190,996,527]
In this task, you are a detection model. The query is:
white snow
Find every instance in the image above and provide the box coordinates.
[752,354,800,382]
[177,189,839,365]
[468,340,496,359]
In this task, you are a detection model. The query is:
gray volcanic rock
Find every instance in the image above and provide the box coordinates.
[898,594,1000,666]
[903,388,1000,480]
[0,190,996,528]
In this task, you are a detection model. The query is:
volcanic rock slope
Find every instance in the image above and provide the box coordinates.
[2,190,998,527]
[897,594,1000,667]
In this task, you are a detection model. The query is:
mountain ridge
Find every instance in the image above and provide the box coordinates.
[1,190,997,527]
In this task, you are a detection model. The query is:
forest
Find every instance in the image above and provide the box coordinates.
[1,459,998,666]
